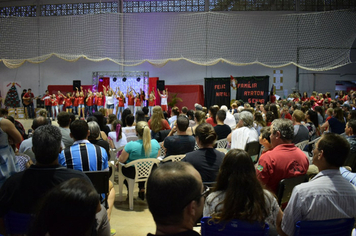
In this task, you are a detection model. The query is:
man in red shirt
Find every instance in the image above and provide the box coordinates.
[23,88,35,119]
[256,119,309,194]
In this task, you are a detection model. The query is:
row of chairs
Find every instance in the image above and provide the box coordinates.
[201,216,355,236]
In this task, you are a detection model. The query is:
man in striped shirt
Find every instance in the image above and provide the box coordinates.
[58,119,108,171]
[281,133,356,236]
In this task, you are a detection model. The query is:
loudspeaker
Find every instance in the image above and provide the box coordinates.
[73,80,81,91]
[157,80,165,91]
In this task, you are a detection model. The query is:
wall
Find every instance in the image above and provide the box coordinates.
[1,55,356,104]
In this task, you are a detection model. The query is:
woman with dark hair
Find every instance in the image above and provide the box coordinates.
[305,110,319,140]
[108,119,127,149]
[265,111,275,126]
[321,107,346,134]
[269,104,280,119]
[349,110,356,121]
[203,149,283,235]
[301,92,309,102]
[93,111,110,136]
[135,110,146,123]
[253,112,266,136]
[314,106,325,126]
[206,106,218,127]
[121,108,132,127]
[29,178,105,236]
[182,123,224,183]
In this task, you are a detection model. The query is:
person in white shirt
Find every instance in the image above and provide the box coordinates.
[157,88,168,112]
[227,111,258,149]
[280,133,356,236]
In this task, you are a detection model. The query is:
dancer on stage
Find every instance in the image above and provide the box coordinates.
[77,87,85,119]
[103,85,115,116]
[73,91,79,115]
[42,90,52,119]
[64,92,74,113]
[57,91,66,113]
[23,88,35,119]
[127,87,135,114]
[140,88,146,108]
[157,88,168,112]
[85,89,94,117]
[96,92,104,111]
[51,94,59,121]
[134,91,142,113]
[116,88,125,119]
[148,90,156,117]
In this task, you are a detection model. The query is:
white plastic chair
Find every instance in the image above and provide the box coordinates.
[295,140,309,151]
[160,154,186,163]
[126,136,138,143]
[159,142,166,157]
[194,142,199,150]
[216,138,228,149]
[118,158,160,210]
[109,146,125,160]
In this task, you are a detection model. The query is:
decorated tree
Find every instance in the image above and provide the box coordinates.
[5,83,20,108]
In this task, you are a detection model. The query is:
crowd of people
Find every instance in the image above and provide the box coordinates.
[0,87,356,235]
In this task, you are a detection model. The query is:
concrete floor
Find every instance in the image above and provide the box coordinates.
[18,118,200,236]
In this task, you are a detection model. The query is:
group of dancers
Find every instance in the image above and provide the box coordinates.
[39,86,168,120]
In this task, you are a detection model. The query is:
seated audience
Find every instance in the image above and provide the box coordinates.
[292,110,309,144]
[213,110,231,140]
[87,121,110,160]
[93,111,111,136]
[220,105,236,128]
[122,114,136,140]
[187,110,206,136]
[146,162,204,236]
[148,106,170,139]
[0,125,110,235]
[29,178,109,236]
[118,121,160,200]
[108,119,127,149]
[87,116,108,141]
[343,119,356,171]
[305,110,318,141]
[281,133,356,236]
[321,107,346,134]
[187,109,196,127]
[183,123,224,182]
[168,106,179,128]
[57,111,74,148]
[204,149,283,235]
[256,119,309,194]
[163,115,196,157]
[253,112,266,136]
[227,111,258,149]
[19,116,49,153]
[206,106,218,127]
[259,127,273,155]
[0,116,22,188]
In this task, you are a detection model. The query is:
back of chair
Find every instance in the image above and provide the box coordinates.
[126,158,160,182]
[201,217,269,236]
[84,171,110,208]
[294,218,355,236]
[4,211,33,235]
[159,142,166,157]
[161,154,186,163]
[295,140,309,151]
[277,174,309,208]
[109,145,125,160]
[126,136,138,143]
[245,141,261,164]
[216,138,228,149]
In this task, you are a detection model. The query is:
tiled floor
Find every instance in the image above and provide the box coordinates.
[18,118,200,236]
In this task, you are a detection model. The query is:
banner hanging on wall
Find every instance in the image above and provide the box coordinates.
[233,76,269,104]
[204,78,230,108]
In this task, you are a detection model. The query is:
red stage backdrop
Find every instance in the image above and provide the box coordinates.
[165,85,204,110]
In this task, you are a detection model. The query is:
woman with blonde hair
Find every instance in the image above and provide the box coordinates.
[118,121,160,200]
[187,110,206,136]
[148,106,170,138]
